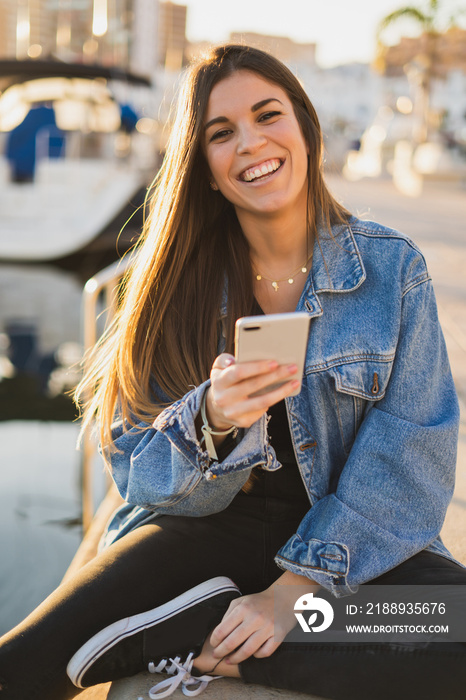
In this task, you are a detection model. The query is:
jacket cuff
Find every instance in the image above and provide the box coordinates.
[153,379,276,478]
[275,534,356,598]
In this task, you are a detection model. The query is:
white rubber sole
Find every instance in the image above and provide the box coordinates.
[66,576,239,688]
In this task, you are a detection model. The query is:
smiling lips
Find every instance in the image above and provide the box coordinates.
[239,158,283,182]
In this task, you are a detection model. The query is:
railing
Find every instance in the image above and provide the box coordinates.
[81,256,132,532]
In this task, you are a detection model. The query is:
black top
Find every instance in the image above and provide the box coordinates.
[242,299,309,504]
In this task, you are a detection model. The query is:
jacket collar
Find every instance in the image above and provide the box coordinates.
[308,217,366,295]
[219,217,366,318]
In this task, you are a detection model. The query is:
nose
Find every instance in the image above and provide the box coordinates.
[236,124,267,155]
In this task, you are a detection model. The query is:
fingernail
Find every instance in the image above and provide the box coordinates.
[224,357,235,366]
[291,380,300,388]
[268,361,278,369]
[225,658,231,664]
[287,364,298,372]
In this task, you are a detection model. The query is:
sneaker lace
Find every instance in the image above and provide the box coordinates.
[143,652,222,698]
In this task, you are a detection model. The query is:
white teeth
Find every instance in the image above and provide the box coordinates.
[242,159,282,182]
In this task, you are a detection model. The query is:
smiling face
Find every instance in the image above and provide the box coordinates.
[203,70,310,227]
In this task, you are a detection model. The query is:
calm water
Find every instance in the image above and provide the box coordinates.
[0,421,105,636]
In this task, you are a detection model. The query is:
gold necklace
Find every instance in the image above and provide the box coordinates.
[254,252,313,292]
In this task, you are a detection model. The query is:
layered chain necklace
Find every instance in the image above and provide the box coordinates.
[254,252,313,292]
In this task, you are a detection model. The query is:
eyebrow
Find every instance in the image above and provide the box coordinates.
[204,98,283,132]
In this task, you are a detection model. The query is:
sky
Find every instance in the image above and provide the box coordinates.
[182,0,466,67]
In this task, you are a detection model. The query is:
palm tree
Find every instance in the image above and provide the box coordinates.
[377,0,464,142]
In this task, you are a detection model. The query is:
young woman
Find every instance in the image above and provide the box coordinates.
[1,44,465,700]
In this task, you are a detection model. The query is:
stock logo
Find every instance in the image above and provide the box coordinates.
[294,592,334,633]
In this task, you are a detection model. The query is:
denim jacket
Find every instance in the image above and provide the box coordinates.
[101,215,461,597]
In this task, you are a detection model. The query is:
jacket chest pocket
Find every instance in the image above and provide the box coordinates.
[327,358,393,454]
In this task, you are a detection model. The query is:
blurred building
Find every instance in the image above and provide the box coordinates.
[380,27,466,138]
[21,0,56,58]
[0,0,187,76]
[382,27,466,77]
[56,0,92,63]
[54,0,136,68]
[130,0,159,76]
[0,0,56,59]
[186,31,316,72]
[306,62,382,126]
[228,31,316,68]
[0,0,190,75]
[0,1,16,58]
[158,1,188,69]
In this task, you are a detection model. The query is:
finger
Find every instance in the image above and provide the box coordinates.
[209,361,286,424]
[210,599,242,644]
[213,363,298,406]
[247,374,301,404]
[210,608,243,650]
[211,601,272,659]
[236,363,299,399]
[213,359,280,388]
[224,629,272,664]
[212,622,259,660]
[218,378,300,427]
[252,636,280,659]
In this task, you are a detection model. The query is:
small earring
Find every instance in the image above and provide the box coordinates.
[210,181,218,191]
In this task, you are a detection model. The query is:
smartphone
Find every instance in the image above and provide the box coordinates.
[234,312,310,397]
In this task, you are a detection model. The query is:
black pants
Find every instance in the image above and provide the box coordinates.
[1,487,466,700]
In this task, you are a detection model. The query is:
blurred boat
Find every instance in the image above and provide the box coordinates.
[0,59,160,279]
[0,59,161,401]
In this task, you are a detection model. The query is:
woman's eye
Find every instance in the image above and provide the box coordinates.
[259,111,281,122]
[209,129,231,142]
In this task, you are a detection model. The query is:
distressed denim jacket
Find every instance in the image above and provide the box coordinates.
[101,215,461,597]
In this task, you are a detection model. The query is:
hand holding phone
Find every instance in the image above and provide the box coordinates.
[234,312,310,397]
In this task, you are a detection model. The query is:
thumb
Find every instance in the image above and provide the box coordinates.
[213,353,236,370]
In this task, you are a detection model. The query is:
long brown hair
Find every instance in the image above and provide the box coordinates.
[76,44,350,452]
